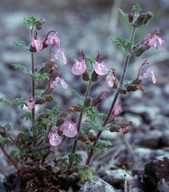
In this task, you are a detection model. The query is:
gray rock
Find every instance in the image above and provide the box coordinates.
[130,188,144,192]
[103,169,133,188]
[163,83,169,96]
[133,148,169,169]
[144,157,169,192]
[133,130,162,148]
[157,179,169,192]
[78,176,117,192]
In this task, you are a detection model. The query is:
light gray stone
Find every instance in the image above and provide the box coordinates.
[78,176,117,192]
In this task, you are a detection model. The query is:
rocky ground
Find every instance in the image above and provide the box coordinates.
[0,0,169,191]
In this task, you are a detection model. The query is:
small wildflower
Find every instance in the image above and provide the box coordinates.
[31,38,43,52]
[147,34,165,49]
[113,103,122,116]
[139,67,156,84]
[60,120,77,138]
[100,91,109,100]
[119,127,129,134]
[46,33,60,47]
[51,50,67,65]
[72,59,86,75]
[48,131,62,146]
[104,74,115,87]
[26,97,35,110]
[94,61,108,76]
[51,76,68,89]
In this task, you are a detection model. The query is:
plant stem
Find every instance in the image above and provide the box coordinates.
[86,27,136,166]
[31,52,35,124]
[0,144,19,170]
[72,79,92,154]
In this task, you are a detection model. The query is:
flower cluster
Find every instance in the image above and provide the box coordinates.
[48,120,77,146]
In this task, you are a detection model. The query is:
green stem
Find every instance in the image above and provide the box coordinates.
[86,27,136,166]
[72,79,92,154]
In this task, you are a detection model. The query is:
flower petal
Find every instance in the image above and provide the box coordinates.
[60,78,68,89]
[48,132,62,146]
[72,60,86,75]
[94,61,108,76]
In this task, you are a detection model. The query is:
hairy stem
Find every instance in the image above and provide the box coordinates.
[86,27,136,166]
[72,79,92,154]
[0,144,19,170]
[31,52,35,124]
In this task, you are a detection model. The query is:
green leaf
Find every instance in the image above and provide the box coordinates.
[72,89,84,104]
[112,36,133,54]
[10,149,21,161]
[35,89,44,96]
[95,140,112,153]
[2,124,12,132]
[45,107,60,116]
[119,9,129,24]
[31,72,49,82]
[0,98,25,109]
[78,167,95,181]
[69,153,83,166]
[41,118,54,126]
[12,98,25,109]
[12,63,31,75]
[84,106,98,122]
[13,40,28,49]
[132,4,142,14]
[0,98,12,105]
[20,112,31,120]
[23,15,38,29]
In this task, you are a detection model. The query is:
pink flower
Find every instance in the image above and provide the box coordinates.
[31,38,43,52]
[119,127,129,134]
[139,67,156,84]
[46,33,60,47]
[48,131,62,146]
[60,120,77,138]
[94,61,108,76]
[100,91,109,100]
[104,74,115,87]
[113,103,122,116]
[147,35,165,49]
[26,97,35,110]
[72,59,86,75]
[51,50,67,65]
[51,76,68,89]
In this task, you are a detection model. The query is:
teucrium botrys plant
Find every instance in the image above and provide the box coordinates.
[0,4,165,184]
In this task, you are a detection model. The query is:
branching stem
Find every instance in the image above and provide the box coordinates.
[86,27,136,166]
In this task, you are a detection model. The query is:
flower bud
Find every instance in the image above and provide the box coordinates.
[36,114,50,122]
[119,87,127,94]
[129,12,153,28]
[127,84,144,92]
[91,71,99,82]
[84,98,91,107]
[79,134,91,144]
[45,95,53,102]
[56,118,65,127]
[35,97,45,104]
[35,18,46,30]
[39,61,55,74]
[68,105,83,113]
[0,126,8,138]
[44,87,53,95]
[82,71,90,81]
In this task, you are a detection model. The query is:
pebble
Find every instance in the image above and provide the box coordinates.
[78,176,117,192]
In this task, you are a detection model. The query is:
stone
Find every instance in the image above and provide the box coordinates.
[78,176,117,192]
[144,157,169,192]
